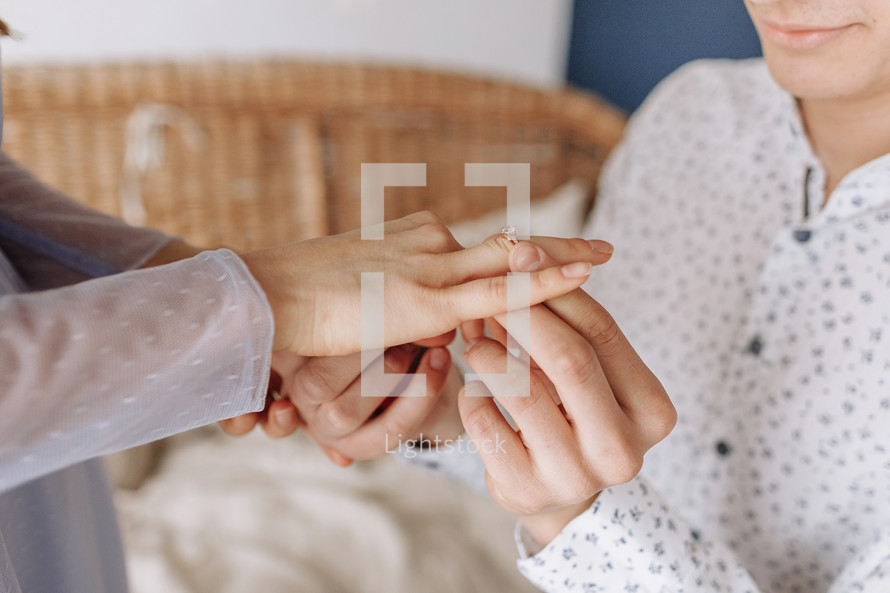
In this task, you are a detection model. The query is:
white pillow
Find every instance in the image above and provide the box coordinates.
[448,178,589,247]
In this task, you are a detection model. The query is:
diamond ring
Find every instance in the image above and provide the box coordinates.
[501,225,518,245]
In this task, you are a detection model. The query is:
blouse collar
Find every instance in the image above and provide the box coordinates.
[774,77,890,223]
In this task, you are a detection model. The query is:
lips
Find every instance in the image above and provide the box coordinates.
[760,20,856,50]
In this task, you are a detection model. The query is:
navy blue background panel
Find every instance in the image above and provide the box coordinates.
[567,1,762,113]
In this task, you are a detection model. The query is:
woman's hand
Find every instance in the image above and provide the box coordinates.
[218,351,306,439]
[280,341,462,465]
[457,245,677,548]
[240,211,609,357]
[219,343,462,463]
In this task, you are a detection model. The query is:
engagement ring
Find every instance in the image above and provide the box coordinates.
[501,225,518,245]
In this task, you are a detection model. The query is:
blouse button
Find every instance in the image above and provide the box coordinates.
[746,335,763,356]
[715,441,732,457]
[793,229,812,243]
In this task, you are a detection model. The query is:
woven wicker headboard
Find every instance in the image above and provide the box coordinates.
[0,60,625,251]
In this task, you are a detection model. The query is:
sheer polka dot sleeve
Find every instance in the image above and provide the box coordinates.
[0,249,273,492]
[0,152,171,290]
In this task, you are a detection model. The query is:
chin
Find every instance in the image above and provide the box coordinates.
[762,45,875,101]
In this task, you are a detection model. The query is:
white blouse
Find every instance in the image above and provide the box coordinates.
[517,59,890,593]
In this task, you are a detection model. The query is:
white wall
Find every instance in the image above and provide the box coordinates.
[0,0,572,87]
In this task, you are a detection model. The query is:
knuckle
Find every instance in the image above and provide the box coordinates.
[644,388,678,443]
[464,341,502,374]
[461,405,498,439]
[481,232,514,257]
[551,343,599,386]
[599,445,644,486]
[566,237,591,260]
[321,401,358,435]
[587,313,623,357]
[416,221,457,252]
[485,276,508,309]
[297,363,339,405]
[501,385,547,416]
[409,210,440,225]
[494,474,550,516]
[530,262,564,293]
[561,476,597,506]
[433,226,458,249]
[543,458,593,505]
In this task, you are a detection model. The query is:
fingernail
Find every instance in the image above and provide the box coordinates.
[588,240,614,254]
[561,262,592,278]
[512,244,541,272]
[429,347,449,370]
[324,447,352,467]
[465,338,482,354]
[274,407,297,428]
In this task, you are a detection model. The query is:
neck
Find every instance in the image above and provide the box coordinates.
[799,93,890,198]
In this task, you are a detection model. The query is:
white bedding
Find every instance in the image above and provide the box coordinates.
[115,428,537,593]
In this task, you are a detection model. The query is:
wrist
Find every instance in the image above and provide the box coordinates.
[140,239,204,268]
[239,248,293,351]
[518,494,599,548]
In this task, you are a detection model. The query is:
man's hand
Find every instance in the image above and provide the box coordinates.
[457,245,677,548]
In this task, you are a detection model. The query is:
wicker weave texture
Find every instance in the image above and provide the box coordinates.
[1,60,625,251]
